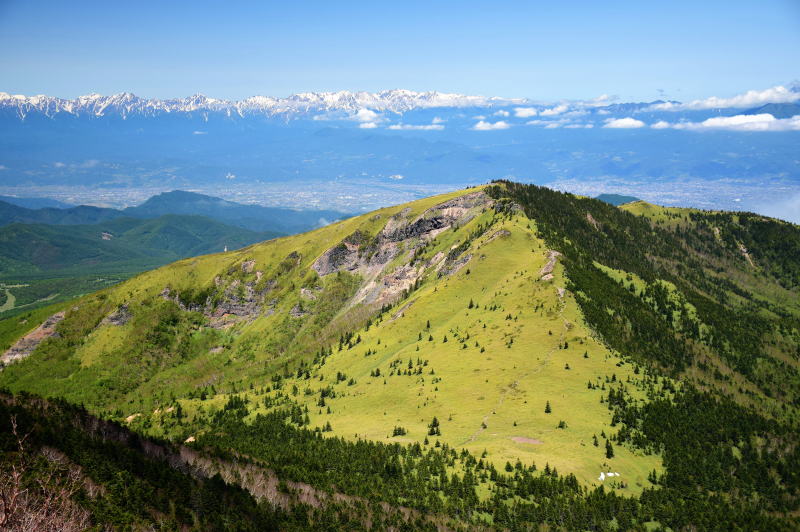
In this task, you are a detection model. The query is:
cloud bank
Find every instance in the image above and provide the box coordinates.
[653,113,800,131]
[649,85,800,111]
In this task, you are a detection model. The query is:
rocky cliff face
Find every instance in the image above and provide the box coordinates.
[1,312,65,368]
[312,191,492,307]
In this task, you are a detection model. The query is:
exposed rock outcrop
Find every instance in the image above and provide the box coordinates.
[290,304,307,318]
[102,304,131,326]
[539,250,562,280]
[483,229,511,245]
[312,191,492,308]
[209,280,263,319]
[440,253,473,277]
[300,287,319,300]
[313,242,362,276]
[383,216,449,242]
[1,311,65,368]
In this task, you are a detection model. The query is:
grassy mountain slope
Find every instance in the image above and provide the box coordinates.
[1,183,798,529]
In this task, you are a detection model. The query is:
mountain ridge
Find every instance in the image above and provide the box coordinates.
[1,182,798,529]
[0,190,346,234]
[0,89,527,120]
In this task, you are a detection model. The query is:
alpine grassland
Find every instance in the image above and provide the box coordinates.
[1,182,798,530]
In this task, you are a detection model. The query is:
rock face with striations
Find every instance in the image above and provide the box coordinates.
[312,191,492,307]
[1,312,65,368]
[102,304,131,326]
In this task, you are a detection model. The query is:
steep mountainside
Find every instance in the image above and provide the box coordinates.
[1,183,798,530]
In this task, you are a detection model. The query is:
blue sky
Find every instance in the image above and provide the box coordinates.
[0,0,798,101]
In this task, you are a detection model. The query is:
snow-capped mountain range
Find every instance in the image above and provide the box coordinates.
[0,90,526,119]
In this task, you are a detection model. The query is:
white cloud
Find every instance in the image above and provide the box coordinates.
[494,109,510,117]
[514,107,538,118]
[388,174,404,180]
[387,123,445,130]
[193,130,207,135]
[603,117,646,129]
[588,94,614,106]
[666,113,800,132]
[649,85,800,111]
[564,123,594,129]
[544,123,561,129]
[53,162,66,168]
[540,104,569,116]
[225,172,236,180]
[354,108,381,122]
[651,120,671,129]
[472,120,511,131]
[432,116,445,124]
[359,122,378,129]
[0,165,6,170]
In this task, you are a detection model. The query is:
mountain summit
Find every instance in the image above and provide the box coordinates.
[1,182,798,530]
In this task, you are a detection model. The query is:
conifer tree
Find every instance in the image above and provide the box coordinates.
[605,439,614,459]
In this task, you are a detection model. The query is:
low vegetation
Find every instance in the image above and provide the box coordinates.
[0,182,797,529]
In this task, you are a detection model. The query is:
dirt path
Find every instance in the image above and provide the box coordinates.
[738,242,756,268]
[459,289,568,446]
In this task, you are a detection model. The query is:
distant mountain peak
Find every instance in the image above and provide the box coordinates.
[0,89,527,120]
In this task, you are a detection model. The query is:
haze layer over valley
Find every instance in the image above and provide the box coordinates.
[2,86,799,220]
